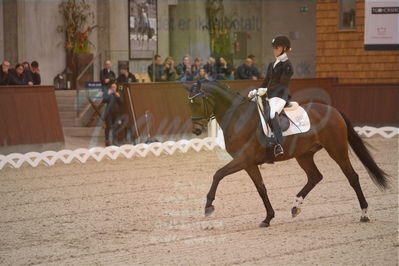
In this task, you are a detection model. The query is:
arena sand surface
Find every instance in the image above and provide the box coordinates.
[0,136,398,265]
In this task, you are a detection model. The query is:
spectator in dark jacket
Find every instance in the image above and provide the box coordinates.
[176,56,193,81]
[100,60,116,87]
[147,54,166,82]
[216,57,233,80]
[163,56,177,81]
[117,65,137,83]
[9,64,33,85]
[191,57,203,78]
[204,57,217,81]
[248,54,261,79]
[236,58,258,80]
[102,83,124,146]
[31,61,41,85]
[22,61,33,83]
[0,60,11,85]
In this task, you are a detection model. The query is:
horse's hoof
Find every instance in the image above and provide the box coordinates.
[291,207,301,218]
[204,205,215,216]
[259,221,270,228]
[360,216,370,223]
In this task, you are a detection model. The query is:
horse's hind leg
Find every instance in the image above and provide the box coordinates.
[292,151,323,217]
[245,165,275,227]
[324,142,370,222]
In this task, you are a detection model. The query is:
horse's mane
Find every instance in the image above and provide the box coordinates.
[201,80,246,102]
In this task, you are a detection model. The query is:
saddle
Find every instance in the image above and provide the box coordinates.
[277,102,300,132]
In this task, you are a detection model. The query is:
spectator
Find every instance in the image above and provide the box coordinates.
[0,60,11,85]
[236,58,258,80]
[31,61,41,85]
[100,60,116,87]
[117,65,137,83]
[147,54,166,82]
[163,56,177,81]
[216,57,233,80]
[248,54,261,78]
[204,56,217,80]
[9,64,33,85]
[191,57,203,78]
[102,82,124,146]
[194,67,208,81]
[176,56,193,81]
[22,61,33,83]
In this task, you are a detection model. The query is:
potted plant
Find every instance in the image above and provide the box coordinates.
[57,0,98,90]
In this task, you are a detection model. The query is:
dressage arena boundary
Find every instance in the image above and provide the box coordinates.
[0,126,397,170]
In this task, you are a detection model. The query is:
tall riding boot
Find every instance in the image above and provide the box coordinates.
[270,114,284,157]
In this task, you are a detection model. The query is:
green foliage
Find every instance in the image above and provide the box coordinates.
[205,0,232,57]
[57,0,97,54]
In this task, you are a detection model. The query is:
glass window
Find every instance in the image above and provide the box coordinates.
[339,0,356,29]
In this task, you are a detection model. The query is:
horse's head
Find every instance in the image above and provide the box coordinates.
[184,80,216,135]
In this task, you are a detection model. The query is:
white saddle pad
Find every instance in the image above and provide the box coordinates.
[256,97,311,137]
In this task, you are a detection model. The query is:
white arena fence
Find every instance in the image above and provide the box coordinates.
[0,125,397,169]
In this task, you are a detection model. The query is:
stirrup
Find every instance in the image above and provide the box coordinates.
[274,144,284,157]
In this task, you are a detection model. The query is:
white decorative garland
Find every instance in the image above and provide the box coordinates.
[0,126,397,169]
[354,126,399,139]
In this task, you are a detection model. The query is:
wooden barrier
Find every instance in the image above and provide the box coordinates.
[123,79,398,137]
[0,86,64,148]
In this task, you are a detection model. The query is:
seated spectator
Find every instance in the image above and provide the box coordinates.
[0,60,11,85]
[236,58,258,80]
[191,57,203,78]
[100,60,116,87]
[204,57,217,81]
[216,57,233,80]
[31,61,41,85]
[194,67,208,81]
[163,56,177,81]
[102,82,124,146]
[147,54,166,82]
[22,61,33,83]
[117,65,138,83]
[9,64,33,85]
[248,54,261,78]
[176,56,193,81]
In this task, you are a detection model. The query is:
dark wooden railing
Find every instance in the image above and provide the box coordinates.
[122,79,398,137]
[0,85,64,147]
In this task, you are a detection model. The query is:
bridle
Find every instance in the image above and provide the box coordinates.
[188,86,215,130]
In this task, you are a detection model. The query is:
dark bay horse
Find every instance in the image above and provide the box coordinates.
[185,80,389,227]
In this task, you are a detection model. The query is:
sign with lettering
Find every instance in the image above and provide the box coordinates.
[85,82,103,89]
[364,0,399,50]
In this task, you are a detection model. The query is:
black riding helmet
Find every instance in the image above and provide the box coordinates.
[271,35,291,51]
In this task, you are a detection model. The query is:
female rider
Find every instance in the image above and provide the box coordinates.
[248,35,294,157]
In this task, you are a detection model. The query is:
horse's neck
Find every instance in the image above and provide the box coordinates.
[214,95,257,136]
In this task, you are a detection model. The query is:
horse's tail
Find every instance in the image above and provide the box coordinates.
[339,111,390,190]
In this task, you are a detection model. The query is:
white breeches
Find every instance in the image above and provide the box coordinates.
[269,97,286,119]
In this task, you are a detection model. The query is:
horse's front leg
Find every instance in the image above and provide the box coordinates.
[205,157,247,216]
[245,165,275,227]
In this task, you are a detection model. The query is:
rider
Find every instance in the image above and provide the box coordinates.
[248,35,294,157]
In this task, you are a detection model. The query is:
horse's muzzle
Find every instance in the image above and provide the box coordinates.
[193,128,202,135]
[192,120,206,135]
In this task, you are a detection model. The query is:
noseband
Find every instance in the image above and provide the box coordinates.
[188,90,215,128]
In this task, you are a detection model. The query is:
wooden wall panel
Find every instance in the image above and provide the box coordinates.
[0,86,64,147]
[125,79,398,137]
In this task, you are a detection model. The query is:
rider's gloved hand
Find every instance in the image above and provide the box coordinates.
[248,89,258,98]
[257,87,268,96]
[248,88,268,98]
